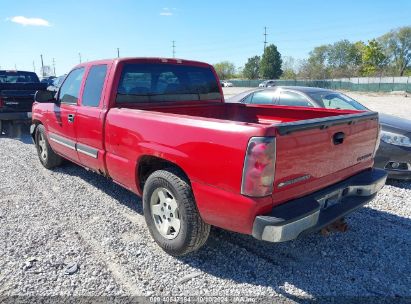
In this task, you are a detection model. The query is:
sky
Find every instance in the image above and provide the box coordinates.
[1,0,410,76]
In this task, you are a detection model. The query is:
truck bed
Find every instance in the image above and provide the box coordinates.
[124,101,360,126]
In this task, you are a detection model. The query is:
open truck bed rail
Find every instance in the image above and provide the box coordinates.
[275,111,379,135]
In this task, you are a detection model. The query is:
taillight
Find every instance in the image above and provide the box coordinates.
[241,137,276,197]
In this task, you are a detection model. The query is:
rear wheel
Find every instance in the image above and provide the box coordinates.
[35,124,63,169]
[143,168,210,256]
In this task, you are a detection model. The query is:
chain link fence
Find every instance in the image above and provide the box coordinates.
[229,77,411,92]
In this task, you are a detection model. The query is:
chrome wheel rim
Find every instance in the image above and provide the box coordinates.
[150,187,181,240]
[38,133,47,161]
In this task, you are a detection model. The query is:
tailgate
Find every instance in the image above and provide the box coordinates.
[272,111,379,206]
[0,89,40,113]
[0,83,46,113]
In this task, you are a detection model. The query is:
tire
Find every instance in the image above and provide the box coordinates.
[143,168,210,256]
[35,124,63,169]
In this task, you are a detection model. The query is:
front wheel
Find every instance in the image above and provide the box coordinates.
[35,124,63,169]
[143,168,210,256]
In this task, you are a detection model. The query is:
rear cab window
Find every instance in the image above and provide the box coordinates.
[116,63,221,104]
[0,71,39,83]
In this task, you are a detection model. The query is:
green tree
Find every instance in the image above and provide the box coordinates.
[299,45,330,79]
[213,61,236,79]
[327,40,364,77]
[379,26,411,76]
[281,56,297,79]
[353,41,366,66]
[260,44,283,79]
[242,56,260,79]
[360,39,387,76]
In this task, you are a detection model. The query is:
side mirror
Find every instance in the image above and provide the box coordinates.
[34,90,57,103]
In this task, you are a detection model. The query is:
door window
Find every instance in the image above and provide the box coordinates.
[59,68,85,104]
[250,91,276,104]
[278,91,313,107]
[82,65,108,107]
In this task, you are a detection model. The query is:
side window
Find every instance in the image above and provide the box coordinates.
[82,65,108,107]
[251,91,275,104]
[278,91,313,107]
[322,97,358,110]
[59,68,85,104]
[242,93,254,103]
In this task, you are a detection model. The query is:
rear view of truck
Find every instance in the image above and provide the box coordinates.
[31,57,387,256]
[239,110,387,243]
[0,70,46,133]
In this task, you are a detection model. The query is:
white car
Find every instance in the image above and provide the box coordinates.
[221,80,233,87]
[258,80,276,87]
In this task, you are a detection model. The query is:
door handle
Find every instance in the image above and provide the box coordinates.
[68,114,75,123]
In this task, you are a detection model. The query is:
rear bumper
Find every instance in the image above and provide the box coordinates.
[0,112,32,121]
[252,168,387,242]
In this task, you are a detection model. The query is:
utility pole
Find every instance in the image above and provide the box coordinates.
[263,26,268,52]
[79,53,82,63]
[15,64,17,70]
[40,54,45,77]
[52,58,56,76]
[172,40,176,58]
[117,48,120,58]
[33,61,36,73]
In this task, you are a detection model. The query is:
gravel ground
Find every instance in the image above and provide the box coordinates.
[0,98,411,301]
[223,87,411,119]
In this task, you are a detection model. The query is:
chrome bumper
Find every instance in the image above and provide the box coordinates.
[252,168,387,243]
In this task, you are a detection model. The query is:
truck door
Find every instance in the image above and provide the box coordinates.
[46,67,85,163]
[75,64,109,173]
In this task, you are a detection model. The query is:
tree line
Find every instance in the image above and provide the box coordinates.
[213,26,411,80]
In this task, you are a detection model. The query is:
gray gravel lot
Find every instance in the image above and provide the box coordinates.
[0,92,410,300]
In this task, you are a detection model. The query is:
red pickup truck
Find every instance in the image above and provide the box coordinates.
[31,58,387,256]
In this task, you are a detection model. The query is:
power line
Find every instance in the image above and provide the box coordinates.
[172,40,176,58]
[263,26,268,52]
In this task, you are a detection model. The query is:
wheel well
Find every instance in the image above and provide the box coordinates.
[31,120,42,140]
[137,155,189,191]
